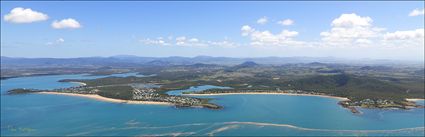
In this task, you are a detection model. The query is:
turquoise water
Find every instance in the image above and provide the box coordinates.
[104,72,152,77]
[1,74,424,136]
[167,85,231,95]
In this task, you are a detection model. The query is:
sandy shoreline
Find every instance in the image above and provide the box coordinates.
[69,82,87,86]
[37,92,172,105]
[406,98,425,102]
[186,92,349,101]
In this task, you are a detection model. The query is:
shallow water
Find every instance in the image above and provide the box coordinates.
[1,74,424,136]
[166,85,231,95]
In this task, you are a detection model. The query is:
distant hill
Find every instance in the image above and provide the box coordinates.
[0,56,145,69]
[285,74,424,100]
[360,66,392,71]
[235,61,259,68]
[1,55,422,69]
[145,60,172,66]
[414,69,425,76]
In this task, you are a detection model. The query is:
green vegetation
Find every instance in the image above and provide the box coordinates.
[97,86,134,100]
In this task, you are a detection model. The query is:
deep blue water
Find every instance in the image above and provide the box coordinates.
[1,74,424,136]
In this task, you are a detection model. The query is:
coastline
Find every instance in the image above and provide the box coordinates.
[69,82,87,86]
[185,92,349,101]
[37,92,172,105]
[406,98,425,102]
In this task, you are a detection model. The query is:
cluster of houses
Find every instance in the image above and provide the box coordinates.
[56,86,99,94]
[342,99,395,107]
[199,89,327,96]
[162,95,203,106]
[52,84,205,106]
[132,87,203,106]
[132,88,159,100]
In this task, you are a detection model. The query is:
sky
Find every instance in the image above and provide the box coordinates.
[1,1,424,61]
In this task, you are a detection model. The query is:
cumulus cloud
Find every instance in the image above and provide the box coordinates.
[277,19,294,26]
[51,18,81,29]
[317,13,424,49]
[331,13,373,27]
[319,13,385,46]
[256,16,268,25]
[409,8,424,16]
[241,25,303,46]
[3,7,48,23]
[143,12,422,58]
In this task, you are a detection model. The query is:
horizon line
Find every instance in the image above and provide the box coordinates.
[1,55,424,62]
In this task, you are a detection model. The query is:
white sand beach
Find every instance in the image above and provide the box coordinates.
[37,92,172,105]
[406,98,425,102]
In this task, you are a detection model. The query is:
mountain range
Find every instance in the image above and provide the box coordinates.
[1,55,422,69]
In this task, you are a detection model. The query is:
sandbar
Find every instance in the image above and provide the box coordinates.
[37,92,172,105]
[406,98,425,102]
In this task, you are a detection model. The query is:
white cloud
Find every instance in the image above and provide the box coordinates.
[143,12,422,60]
[3,7,48,23]
[46,38,65,45]
[409,8,424,16]
[331,13,372,27]
[51,18,81,29]
[381,28,425,48]
[140,36,237,47]
[317,13,423,50]
[175,36,211,47]
[140,37,170,46]
[320,13,384,46]
[207,40,239,48]
[175,36,188,46]
[256,16,268,25]
[241,25,254,36]
[241,25,303,47]
[382,29,424,47]
[277,19,294,26]
[384,29,424,40]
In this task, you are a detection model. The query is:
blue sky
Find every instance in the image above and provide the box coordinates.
[1,1,424,60]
